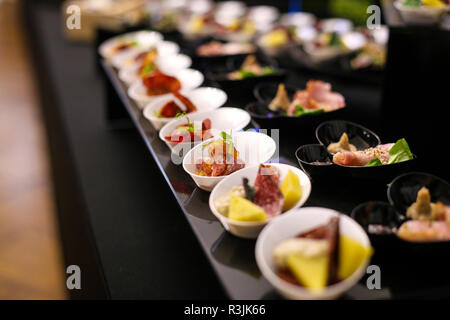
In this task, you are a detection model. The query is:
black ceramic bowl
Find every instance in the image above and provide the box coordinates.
[253,81,297,105]
[386,173,450,255]
[351,201,405,249]
[335,155,417,182]
[245,102,345,140]
[387,172,450,215]
[206,55,287,101]
[315,120,381,153]
[295,144,340,178]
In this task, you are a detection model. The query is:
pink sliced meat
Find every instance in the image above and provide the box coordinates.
[288,80,346,115]
[253,164,284,218]
[332,143,394,166]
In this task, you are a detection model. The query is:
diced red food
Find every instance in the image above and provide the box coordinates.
[253,164,284,218]
[159,101,183,118]
[173,91,197,113]
[164,119,213,144]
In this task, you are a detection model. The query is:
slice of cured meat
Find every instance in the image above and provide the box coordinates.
[297,216,340,285]
[253,164,284,218]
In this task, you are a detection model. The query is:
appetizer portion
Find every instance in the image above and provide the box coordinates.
[214,164,302,222]
[196,41,256,57]
[156,91,197,118]
[142,71,181,96]
[260,27,294,48]
[398,187,450,241]
[333,138,413,167]
[227,55,276,80]
[196,131,245,177]
[273,216,372,291]
[327,133,357,154]
[164,114,212,143]
[351,42,386,70]
[401,0,449,8]
[269,81,345,116]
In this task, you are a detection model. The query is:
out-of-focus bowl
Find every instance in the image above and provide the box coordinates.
[158,107,251,158]
[128,68,204,109]
[255,207,372,300]
[142,87,227,130]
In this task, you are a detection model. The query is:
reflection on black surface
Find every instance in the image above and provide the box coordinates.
[211,231,261,279]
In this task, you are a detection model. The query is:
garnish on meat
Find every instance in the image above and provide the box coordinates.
[327,133,357,154]
[287,80,345,115]
[268,84,290,112]
[164,117,212,143]
[227,55,276,80]
[332,138,413,167]
[196,131,245,177]
[397,187,450,242]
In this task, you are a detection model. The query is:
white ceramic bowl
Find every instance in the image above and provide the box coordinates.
[118,54,192,85]
[159,107,251,156]
[320,18,353,34]
[248,5,280,24]
[98,30,163,60]
[304,31,365,63]
[394,0,450,25]
[281,12,316,28]
[143,87,227,130]
[128,68,204,109]
[255,207,372,300]
[341,31,367,51]
[209,163,311,239]
[183,131,276,192]
[111,41,180,69]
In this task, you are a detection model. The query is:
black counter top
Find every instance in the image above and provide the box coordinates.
[25,1,450,299]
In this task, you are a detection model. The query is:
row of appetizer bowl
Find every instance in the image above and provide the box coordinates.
[98,29,449,300]
[149,0,388,70]
[148,0,449,40]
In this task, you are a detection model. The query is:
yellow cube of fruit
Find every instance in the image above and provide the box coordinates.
[280,170,302,211]
[286,253,329,291]
[338,235,373,280]
[228,194,267,222]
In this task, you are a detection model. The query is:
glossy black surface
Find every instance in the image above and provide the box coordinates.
[351,201,404,249]
[387,172,450,214]
[30,0,450,299]
[315,120,381,152]
[253,81,297,105]
[336,156,418,183]
[295,144,336,179]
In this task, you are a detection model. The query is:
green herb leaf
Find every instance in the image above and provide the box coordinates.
[388,138,413,164]
[328,32,341,47]
[261,66,276,75]
[403,0,421,7]
[220,130,234,154]
[365,158,382,167]
[141,64,156,78]
[176,112,195,132]
[294,105,325,117]
[238,70,257,79]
